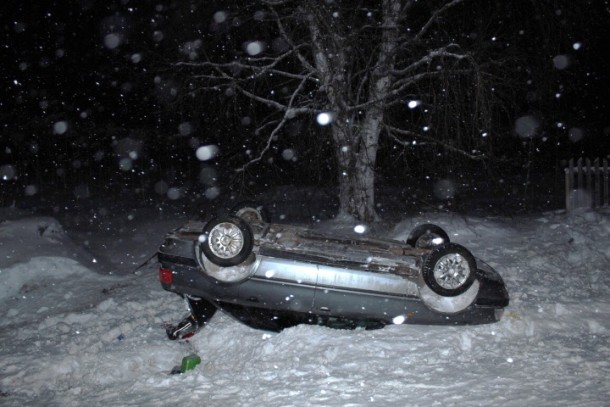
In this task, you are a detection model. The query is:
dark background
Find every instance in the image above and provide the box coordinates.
[1,1,609,218]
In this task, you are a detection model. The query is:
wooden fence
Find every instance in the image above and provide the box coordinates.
[565,158,609,211]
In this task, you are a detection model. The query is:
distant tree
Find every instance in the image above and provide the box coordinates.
[173,0,573,221]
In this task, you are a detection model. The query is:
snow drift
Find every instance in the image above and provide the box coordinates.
[0,208,608,406]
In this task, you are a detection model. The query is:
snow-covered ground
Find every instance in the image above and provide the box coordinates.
[0,204,608,406]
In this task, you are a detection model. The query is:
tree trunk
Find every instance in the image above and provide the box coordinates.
[330,109,381,222]
[305,0,400,222]
[332,110,383,222]
[334,0,400,222]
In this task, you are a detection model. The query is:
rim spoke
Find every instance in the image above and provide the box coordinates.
[208,223,244,259]
[433,253,470,290]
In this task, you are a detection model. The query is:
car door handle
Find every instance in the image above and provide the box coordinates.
[319,306,330,312]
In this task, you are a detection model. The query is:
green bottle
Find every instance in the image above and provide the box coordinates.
[180,354,201,373]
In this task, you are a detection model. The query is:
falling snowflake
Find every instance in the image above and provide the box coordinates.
[316,112,333,126]
[195,145,219,161]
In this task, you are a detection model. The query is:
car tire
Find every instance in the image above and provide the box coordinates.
[421,243,476,297]
[407,223,450,248]
[200,216,254,267]
[231,201,269,223]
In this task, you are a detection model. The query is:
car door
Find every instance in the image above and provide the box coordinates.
[237,255,318,314]
[313,264,412,323]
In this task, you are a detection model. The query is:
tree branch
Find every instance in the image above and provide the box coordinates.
[175,45,315,82]
[385,124,486,160]
[236,74,313,172]
[392,44,466,75]
[268,5,318,75]
[413,0,467,42]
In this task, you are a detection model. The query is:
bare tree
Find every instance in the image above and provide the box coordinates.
[174,0,559,221]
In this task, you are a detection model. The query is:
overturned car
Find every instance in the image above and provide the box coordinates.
[158,205,509,339]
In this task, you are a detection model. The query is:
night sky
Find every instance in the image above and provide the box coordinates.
[1,1,609,213]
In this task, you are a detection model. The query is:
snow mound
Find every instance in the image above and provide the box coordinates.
[0,216,65,241]
[0,210,608,406]
[0,256,88,302]
[0,216,108,303]
[0,216,100,270]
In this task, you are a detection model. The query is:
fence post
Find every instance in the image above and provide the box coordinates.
[585,158,592,207]
[565,157,610,212]
[602,158,610,210]
[565,159,569,212]
[576,158,583,208]
[565,159,573,212]
[593,158,600,208]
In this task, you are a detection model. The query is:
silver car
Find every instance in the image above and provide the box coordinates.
[158,204,509,339]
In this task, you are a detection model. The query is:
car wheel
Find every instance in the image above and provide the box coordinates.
[201,216,254,267]
[231,201,269,223]
[421,243,476,297]
[407,223,450,248]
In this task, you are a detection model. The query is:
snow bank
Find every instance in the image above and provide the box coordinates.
[0,216,95,301]
[0,210,608,406]
[0,257,85,302]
